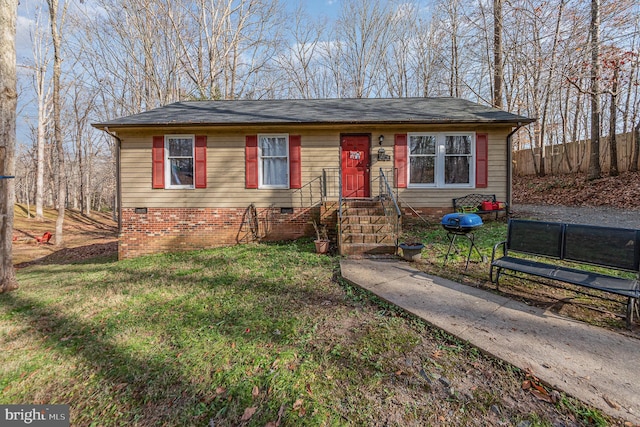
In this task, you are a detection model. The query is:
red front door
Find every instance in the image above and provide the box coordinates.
[341,135,370,198]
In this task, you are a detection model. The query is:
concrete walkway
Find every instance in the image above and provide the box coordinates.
[340,258,640,424]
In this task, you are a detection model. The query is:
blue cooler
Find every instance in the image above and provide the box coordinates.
[441,213,483,232]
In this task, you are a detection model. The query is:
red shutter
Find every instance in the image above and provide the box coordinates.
[289,135,301,189]
[394,134,408,188]
[245,135,258,189]
[476,133,489,188]
[194,135,207,188]
[152,136,165,189]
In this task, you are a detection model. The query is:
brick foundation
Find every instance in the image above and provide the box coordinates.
[119,207,318,259]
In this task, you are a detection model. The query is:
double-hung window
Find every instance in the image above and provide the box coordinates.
[258,134,289,188]
[165,135,194,189]
[408,132,474,188]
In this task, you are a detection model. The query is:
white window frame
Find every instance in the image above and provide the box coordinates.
[165,134,195,189]
[258,134,289,189]
[407,132,475,189]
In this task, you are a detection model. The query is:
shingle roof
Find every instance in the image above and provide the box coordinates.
[92,97,535,128]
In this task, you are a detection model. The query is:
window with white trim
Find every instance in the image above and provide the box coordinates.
[408,132,474,188]
[165,135,194,189]
[259,134,289,188]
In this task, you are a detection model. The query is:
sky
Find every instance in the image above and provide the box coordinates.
[302,0,340,17]
[13,0,344,144]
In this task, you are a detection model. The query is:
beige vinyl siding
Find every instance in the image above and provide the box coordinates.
[120,130,342,209]
[118,125,512,209]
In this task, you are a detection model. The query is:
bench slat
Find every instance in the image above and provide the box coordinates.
[507,221,563,259]
[493,256,640,298]
[564,224,640,272]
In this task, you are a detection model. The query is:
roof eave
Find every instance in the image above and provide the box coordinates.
[92,118,535,130]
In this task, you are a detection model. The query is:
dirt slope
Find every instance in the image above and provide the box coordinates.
[513,171,640,210]
[11,206,117,266]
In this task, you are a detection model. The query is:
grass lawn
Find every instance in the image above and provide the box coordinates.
[1,220,623,425]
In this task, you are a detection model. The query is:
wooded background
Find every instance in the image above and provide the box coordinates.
[11,0,640,220]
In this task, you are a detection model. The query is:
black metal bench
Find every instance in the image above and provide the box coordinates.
[452,194,506,219]
[490,219,640,327]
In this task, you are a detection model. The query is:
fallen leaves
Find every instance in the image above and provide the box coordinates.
[603,395,620,410]
[293,398,306,417]
[240,406,257,422]
[522,370,560,404]
[264,404,285,427]
[513,171,640,210]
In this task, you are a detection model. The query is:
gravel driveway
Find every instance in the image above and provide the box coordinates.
[511,204,640,229]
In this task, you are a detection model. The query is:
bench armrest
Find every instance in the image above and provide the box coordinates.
[491,240,507,264]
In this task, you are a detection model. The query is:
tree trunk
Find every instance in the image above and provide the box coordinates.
[588,0,602,180]
[35,66,47,220]
[493,0,503,109]
[76,114,84,215]
[560,82,574,172]
[0,0,19,293]
[631,121,640,172]
[48,0,66,246]
[609,64,619,176]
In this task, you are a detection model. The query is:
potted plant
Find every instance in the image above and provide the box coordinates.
[398,241,424,261]
[313,220,330,254]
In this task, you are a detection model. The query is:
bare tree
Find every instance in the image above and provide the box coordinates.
[608,59,620,176]
[0,0,19,293]
[443,0,462,97]
[538,0,566,176]
[587,0,602,180]
[411,15,445,98]
[334,0,394,98]
[29,7,52,220]
[633,121,640,172]
[493,0,503,108]
[382,2,417,98]
[46,0,68,246]
[275,3,326,99]
[69,80,97,215]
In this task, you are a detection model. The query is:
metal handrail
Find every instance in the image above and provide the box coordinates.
[321,167,340,200]
[379,168,401,248]
[338,173,342,226]
[338,169,343,250]
[379,168,401,217]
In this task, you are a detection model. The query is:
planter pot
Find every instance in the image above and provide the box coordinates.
[315,240,330,254]
[398,243,424,261]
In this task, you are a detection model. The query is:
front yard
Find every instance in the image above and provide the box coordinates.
[1,231,623,426]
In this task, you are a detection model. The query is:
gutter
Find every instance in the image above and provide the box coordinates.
[102,127,122,233]
[506,123,525,215]
[91,119,535,129]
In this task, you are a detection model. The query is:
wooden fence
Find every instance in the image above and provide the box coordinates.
[513,132,639,175]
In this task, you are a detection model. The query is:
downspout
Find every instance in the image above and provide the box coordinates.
[506,122,524,216]
[102,127,122,233]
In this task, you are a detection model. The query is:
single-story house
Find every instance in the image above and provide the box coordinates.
[92,97,534,259]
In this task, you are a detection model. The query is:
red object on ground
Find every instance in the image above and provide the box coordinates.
[35,232,52,245]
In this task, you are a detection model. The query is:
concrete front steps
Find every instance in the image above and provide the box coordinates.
[339,200,398,256]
